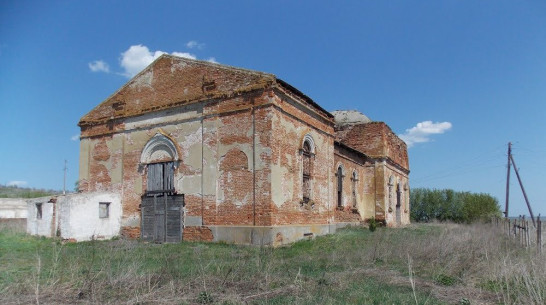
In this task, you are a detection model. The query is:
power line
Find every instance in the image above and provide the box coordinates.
[411,144,506,184]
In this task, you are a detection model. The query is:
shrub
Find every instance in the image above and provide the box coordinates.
[368,217,377,232]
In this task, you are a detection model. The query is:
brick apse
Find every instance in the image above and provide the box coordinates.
[77,55,410,245]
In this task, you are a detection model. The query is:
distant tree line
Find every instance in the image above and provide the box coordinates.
[410,188,501,223]
[0,184,61,199]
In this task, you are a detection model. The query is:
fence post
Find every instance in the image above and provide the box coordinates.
[538,216,542,255]
[516,217,520,245]
[513,219,516,240]
[520,216,524,247]
[525,220,531,247]
[521,220,524,247]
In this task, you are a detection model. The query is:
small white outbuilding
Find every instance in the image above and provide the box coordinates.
[27,192,121,241]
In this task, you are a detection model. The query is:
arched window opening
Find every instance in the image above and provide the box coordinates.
[404,183,409,211]
[351,171,358,209]
[396,183,402,225]
[302,140,312,204]
[388,175,394,207]
[140,133,178,195]
[337,166,344,208]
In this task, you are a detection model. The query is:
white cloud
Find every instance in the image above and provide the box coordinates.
[171,51,197,60]
[89,44,213,78]
[399,121,452,148]
[88,60,110,73]
[186,40,205,49]
[7,180,27,187]
[120,45,196,77]
[71,134,79,141]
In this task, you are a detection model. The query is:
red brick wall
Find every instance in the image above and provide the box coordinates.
[121,226,140,239]
[183,226,214,242]
[80,89,282,234]
[335,122,409,171]
[333,145,369,222]
[79,55,276,128]
[79,57,411,238]
[267,90,335,225]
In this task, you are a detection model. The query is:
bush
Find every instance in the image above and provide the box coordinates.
[368,217,377,232]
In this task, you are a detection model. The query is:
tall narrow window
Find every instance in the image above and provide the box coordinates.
[302,140,312,203]
[396,183,402,225]
[36,203,42,219]
[351,171,357,208]
[337,166,343,208]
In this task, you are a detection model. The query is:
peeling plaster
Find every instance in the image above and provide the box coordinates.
[78,56,410,244]
[129,70,154,89]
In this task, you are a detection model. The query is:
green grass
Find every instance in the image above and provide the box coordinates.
[1,223,543,304]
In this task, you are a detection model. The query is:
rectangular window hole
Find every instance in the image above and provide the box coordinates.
[99,202,110,218]
[36,203,42,219]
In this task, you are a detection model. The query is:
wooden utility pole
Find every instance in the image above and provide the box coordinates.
[504,142,511,218]
[509,151,536,227]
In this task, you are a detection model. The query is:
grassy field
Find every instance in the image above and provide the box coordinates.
[1,222,544,305]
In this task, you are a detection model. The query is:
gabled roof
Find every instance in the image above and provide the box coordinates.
[79,54,332,126]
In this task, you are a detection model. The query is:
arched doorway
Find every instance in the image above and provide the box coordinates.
[139,133,184,243]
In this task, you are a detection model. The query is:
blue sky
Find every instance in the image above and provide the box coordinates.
[1,1,545,217]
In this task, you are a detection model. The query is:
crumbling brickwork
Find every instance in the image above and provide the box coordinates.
[183,226,214,242]
[78,55,410,245]
[334,121,410,226]
[333,143,373,223]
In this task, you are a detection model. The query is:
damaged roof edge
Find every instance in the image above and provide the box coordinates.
[78,54,277,126]
[78,55,167,126]
[79,54,334,127]
[334,140,369,159]
[160,54,277,78]
[276,78,334,119]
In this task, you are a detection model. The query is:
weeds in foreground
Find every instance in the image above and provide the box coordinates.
[0,222,544,304]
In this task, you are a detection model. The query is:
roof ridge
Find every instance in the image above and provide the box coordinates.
[79,54,278,125]
[160,54,277,79]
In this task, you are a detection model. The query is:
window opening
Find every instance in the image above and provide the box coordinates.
[352,171,357,208]
[146,161,175,194]
[99,202,110,218]
[302,141,312,204]
[36,203,42,219]
[337,166,343,208]
[396,183,402,225]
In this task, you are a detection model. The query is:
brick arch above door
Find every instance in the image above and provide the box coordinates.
[140,132,179,165]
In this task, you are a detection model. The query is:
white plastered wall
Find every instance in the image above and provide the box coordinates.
[27,192,121,241]
[27,196,55,237]
[0,198,28,218]
[58,192,121,241]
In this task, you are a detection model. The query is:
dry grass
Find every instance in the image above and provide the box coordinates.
[0,222,544,304]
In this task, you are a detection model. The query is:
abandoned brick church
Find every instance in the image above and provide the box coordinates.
[77,54,409,245]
